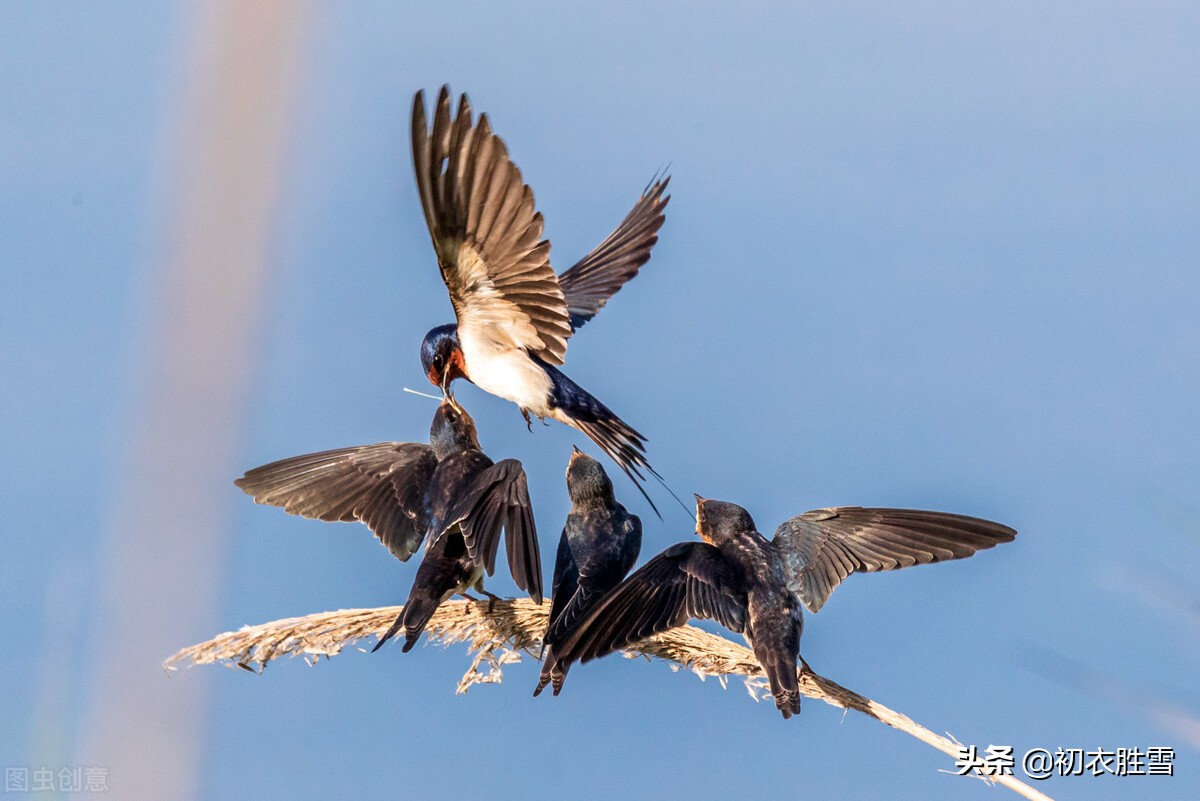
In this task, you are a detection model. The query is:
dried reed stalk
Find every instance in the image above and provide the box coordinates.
[165,600,1052,801]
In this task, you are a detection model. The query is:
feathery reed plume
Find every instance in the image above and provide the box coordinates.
[165,600,1052,801]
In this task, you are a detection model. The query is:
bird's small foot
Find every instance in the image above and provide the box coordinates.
[481,590,503,613]
[521,408,533,432]
[459,592,482,603]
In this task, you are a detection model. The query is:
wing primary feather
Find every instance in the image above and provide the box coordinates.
[558,175,671,331]
[773,507,1016,613]
[553,544,745,676]
[235,442,436,562]
[444,458,542,602]
[411,86,571,365]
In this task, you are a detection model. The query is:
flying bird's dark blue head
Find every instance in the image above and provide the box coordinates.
[420,324,467,392]
[694,496,757,544]
[429,398,480,458]
[565,446,614,506]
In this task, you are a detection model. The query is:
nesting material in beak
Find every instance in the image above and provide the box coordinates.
[403,387,443,402]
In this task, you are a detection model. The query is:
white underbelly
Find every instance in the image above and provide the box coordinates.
[460,339,554,417]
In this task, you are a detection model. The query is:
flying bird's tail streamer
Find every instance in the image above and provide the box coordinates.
[540,358,689,518]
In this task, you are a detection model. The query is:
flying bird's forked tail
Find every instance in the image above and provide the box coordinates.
[537,358,685,517]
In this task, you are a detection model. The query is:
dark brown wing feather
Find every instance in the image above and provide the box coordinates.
[544,531,579,646]
[412,86,572,364]
[234,443,438,562]
[557,177,670,331]
[773,507,1017,613]
[444,458,542,603]
[553,542,748,666]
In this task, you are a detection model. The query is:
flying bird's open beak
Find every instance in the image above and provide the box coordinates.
[440,372,464,413]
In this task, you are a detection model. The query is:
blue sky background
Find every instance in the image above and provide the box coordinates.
[3,2,1198,799]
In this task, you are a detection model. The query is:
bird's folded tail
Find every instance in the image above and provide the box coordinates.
[756,642,801,719]
[400,594,441,653]
[371,594,440,654]
[371,610,405,653]
[536,584,600,697]
[533,647,569,697]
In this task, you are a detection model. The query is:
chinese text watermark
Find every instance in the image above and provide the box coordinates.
[5,767,108,793]
[955,745,1176,780]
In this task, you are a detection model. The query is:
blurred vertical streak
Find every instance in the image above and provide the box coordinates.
[77,2,307,799]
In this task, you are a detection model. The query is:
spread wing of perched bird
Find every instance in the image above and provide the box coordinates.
[374,429,540,654]
[554,539,751,658]
[235,399,542,651]
[771,506,1015,613]
[411,85,670,513]
[234,441,437,562]
[436,457,541,602]
[551,497,1015,718]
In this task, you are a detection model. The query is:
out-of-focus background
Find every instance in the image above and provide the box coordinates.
[3,2,1197,799]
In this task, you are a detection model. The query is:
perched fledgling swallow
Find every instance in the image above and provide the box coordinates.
[374,407,541,652]
[233,399,541,651]
[550,497,1016,718]
[534,447,642,697]
[411,85,670,510]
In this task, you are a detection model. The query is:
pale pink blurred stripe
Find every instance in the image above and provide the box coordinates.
[77,3,308,798]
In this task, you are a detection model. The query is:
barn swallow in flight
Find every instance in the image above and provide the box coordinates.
[234,399,541,651]
[534,447,642,697]
[549,497,1015,718]
[411,85,670,510]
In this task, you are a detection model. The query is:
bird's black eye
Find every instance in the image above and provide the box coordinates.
[434,354,444,368]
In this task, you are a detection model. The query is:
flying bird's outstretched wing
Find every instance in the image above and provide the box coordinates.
[412,86,572,365]
[234,443,438,562]
[557,177,670,331]
[553,542,748,667]
[772,507,1017,613]
[445,458,542,604]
